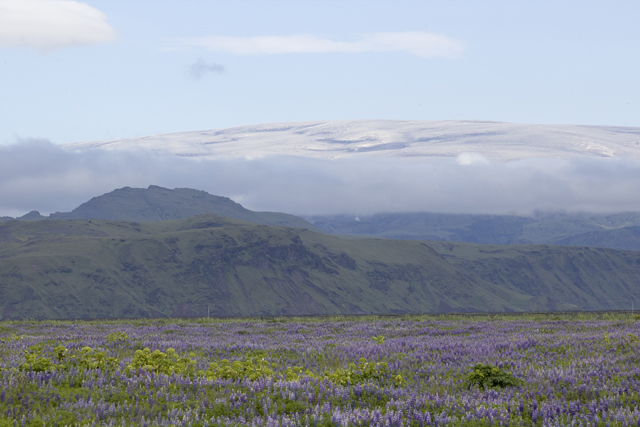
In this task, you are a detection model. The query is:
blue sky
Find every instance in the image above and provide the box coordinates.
[1,0,639,145]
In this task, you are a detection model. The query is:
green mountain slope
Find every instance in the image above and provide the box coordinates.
[44,185,318,230]
[0,215,514,319]
[430,241,640,311]
[2,215,640,319]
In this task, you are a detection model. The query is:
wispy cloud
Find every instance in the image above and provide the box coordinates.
[173,32,465,58]
[0,0,115,52]
[188,58,225,80]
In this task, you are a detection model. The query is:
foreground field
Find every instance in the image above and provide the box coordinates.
[1,314,639,426]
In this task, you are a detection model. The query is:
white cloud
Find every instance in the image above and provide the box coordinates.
[456,152,490,165]
[3,139,640,217]
[174,32,465,58]
[0,0,115,51]
[364,32,465,58]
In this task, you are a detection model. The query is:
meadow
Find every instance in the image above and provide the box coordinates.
[1,313,639,426]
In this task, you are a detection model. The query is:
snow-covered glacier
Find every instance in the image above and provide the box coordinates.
[63,120,640,160]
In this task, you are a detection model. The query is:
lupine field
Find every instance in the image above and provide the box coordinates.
[1,313,640,427]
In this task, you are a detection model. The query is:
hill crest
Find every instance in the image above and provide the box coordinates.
[2,186,317,230]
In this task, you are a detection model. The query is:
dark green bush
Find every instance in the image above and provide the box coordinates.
[464,363,521,390]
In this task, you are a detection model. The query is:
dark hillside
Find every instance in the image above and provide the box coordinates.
[430,241,640,311]
[0,215,516,319]
[2,215,640,319]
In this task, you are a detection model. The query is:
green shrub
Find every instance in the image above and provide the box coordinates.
[126,347,196,376]
[281,365,315,381]
[0,333,23,343]
[464,363,521,390]
[67,346,119,371]
[20,348,54,372]
[322,357,403,386]
[105,332,129,344]
[372,335,385,344]
[203,356,274,381]
[53,344,68,362]
[20,345,119,373]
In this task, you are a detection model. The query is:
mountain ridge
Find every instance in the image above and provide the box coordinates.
[5,186,640,252]
[0,185,319,231]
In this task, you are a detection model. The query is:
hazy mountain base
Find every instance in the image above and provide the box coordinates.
[307,211,640,251]
[1,215,639,320]
[5,185,640,253]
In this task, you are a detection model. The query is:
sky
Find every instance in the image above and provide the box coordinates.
[2,0,639,145]
[1,0,640,217]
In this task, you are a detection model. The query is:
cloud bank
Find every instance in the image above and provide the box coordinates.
[0,0,115,51]
[2,139,640,217]
[174,32,465,58]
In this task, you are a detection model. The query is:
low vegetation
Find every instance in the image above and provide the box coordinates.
[1,313,639,426]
